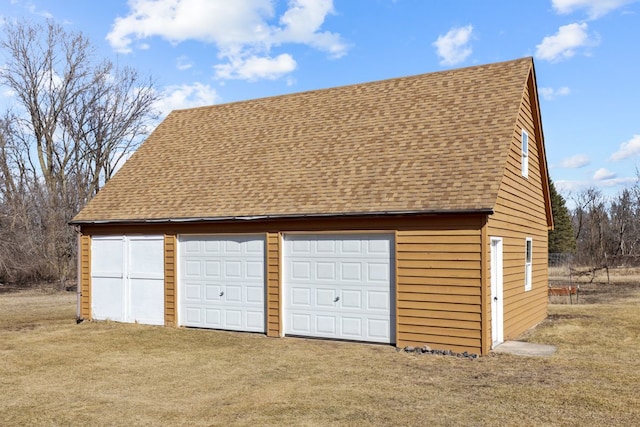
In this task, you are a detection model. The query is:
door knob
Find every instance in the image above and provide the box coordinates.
[493,296,498,301]
[334,296,340,303]
[220,291,224,297]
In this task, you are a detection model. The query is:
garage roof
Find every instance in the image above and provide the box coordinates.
[73,57,539,223]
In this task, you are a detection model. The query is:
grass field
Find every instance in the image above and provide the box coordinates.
[1,280,639,426]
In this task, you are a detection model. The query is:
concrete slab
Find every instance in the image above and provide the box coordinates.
[491,341,557,357]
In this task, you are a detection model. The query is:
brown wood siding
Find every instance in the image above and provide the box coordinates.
[80,213,487,355]
[80,234,91,319]
[396,217,483,354]
[266,232,281,337]
[487,72,549,343]
[164,234,177,326]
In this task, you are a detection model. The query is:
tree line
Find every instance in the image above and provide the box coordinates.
[550,176,640,268]
[0,20,158,286]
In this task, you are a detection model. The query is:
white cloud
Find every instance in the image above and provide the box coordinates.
[539,86,571,100]
[559,154,589,168]
[552,0,637,19]
[153,82,219,117]
[610,134,640,161]
[214,53,296,81]
[176,55,193,71]
[593,168,617,181]
[107,0,275,53]
[432,25,473,66]
[26,4,53,19]
[598,177,638,187]
[106,0,346,81]
[274,0,347,59]
[535,23,595,62]
[554,179,587,193]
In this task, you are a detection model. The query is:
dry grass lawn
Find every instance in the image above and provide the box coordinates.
[1,280,639,426]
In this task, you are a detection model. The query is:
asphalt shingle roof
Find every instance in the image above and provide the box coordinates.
[73,57,534,223]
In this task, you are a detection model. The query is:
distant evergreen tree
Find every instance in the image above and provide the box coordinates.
[548,179,576,253]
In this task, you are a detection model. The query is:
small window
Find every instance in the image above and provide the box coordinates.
[525,238,533,291]
[521,129,529,178]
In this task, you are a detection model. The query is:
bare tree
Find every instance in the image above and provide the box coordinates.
[63,63,158,200]
[0,20,158,286]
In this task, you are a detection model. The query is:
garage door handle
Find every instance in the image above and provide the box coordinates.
[220,291,224,297]
[334,296,340,303]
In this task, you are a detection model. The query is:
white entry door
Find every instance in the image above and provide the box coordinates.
[91,235,165,325]
[491,237,504,347]
[179,235,265,332]
[283,234,394,344]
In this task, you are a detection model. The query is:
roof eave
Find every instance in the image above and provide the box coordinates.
[69,208,495,226]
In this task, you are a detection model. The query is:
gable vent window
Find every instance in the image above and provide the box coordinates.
[521,129,529,178]
[524,237,533,291]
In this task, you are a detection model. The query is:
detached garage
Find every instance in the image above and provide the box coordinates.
[71,57,553,355]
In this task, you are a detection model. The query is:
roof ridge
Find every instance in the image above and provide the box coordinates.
[170,56,534,114]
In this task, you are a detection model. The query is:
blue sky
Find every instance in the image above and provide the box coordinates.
[1,0,639,202]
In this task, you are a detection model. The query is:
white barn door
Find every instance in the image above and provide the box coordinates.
[91,235,165,325]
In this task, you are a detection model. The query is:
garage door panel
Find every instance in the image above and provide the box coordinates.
[204,284,222,301]
[186,307,202,324]
[291,314,311,333]
[246,261,264,278]
[368,291,389,310]
[225,285,242,302]
[185,283,201,300]
[368,263,390,282]
[225,260,242,277]
[284,234,394,344]
[204,240,221,253]
[369,319,390,339]
[342,317,362,337]
[246,311,264,329]
[341,290,362,309]
[316,288,336,306]
[205,308,220,326]
[246,285,264,303]
[225,310,242,327]
[246,239,263,253]
[292,288,311,305]
[341,262,362,281]
[205,261,221,277]
[179,235,265,332]
[316,262,335,280]
[316,315,336,334]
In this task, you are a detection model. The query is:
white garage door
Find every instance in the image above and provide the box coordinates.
[179,235,265,332]
[284,234,394,343]
[91,235,165,325]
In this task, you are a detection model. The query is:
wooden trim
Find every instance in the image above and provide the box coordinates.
[480,216,490,355]
[164,234,177,326]
[80,234,92,320]
[527,64,553,229]
[266,232,281,337]
[394,230,399,346]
